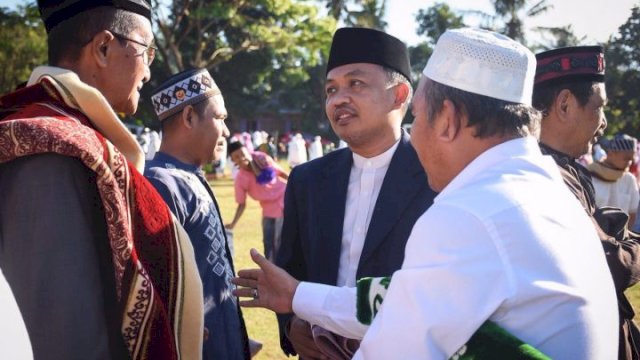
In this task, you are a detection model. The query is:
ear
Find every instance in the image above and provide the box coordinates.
[181,105,196,129]
[88,30,115,69]
[391,82,410,110]
[553,89,574,121]
[436,99,461,143]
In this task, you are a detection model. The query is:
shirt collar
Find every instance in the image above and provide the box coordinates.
[438,136,543,198]
[153,151,202,175]
[352,139,400,170]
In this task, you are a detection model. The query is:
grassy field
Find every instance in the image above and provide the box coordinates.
[211,175,640,359]
[212,177,285,360]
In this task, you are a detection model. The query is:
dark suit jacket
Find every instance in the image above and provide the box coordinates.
[275,132,436,354]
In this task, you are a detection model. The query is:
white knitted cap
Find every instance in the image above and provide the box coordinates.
[423,28,536,105]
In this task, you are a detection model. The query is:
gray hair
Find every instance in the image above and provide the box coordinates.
[47,6,141,65]
[423,77,541,139]
[383,67,413,116]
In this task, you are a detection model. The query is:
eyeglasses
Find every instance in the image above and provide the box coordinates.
[110,31,157,66]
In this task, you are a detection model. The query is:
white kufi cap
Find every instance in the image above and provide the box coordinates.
[423,28,536,105]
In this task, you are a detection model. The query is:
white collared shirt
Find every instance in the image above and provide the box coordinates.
[337,140,399,287]
[354,137,618,359]
[290,140,399,339]
[292,137,617,358]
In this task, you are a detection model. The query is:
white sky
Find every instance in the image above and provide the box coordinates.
[385,0,640,46]
[2,0,636,46]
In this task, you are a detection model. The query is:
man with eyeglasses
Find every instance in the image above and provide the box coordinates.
[0,1,204,359]
[110,30,157,66]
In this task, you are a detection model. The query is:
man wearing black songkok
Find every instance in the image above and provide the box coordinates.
[534,45,640,360]
[274,27,437,358]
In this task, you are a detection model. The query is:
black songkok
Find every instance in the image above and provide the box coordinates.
[535,45,605,87]
[37,0,152,33]
[151,68,221,121]
[327,27,411,82]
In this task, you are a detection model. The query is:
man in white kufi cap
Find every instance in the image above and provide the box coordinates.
[231,28,618,359]
[353,27,617,359]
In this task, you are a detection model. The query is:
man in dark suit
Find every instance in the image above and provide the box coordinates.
[273,27,437,358]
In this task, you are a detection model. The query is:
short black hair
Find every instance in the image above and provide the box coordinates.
[160,100,210,132]
[532,81,597,117]
[227,141,244,155]
[47,6,139,65]
[424,78,541,139]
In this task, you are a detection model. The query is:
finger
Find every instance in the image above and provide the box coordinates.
[250,248,274,270]
[231,277,257,288]
[236,268,261,280]
[238,299,263,308]
[233,287,257,298]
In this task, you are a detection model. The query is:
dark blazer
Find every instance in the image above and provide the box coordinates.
[275,131,437,354]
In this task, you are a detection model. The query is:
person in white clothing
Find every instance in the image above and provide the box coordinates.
[146,128,161,160]
[233,28,618,359]
[308,135,324,160]
[287,133,308,168]
[588,134,639,227]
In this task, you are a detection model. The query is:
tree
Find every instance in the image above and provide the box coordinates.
[343,0,387,30]
[153,1,333,75]
[490,0,552,44]
[416,3,465,46]
[323,0,387,30]
[461,0,552,45]
[138,0,336,130]
[533,25,585,51]
[410,3,465,81]
[0,3,47,94]
[604,6,640,136]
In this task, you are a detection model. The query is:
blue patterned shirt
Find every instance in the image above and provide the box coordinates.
[145,152,246,360]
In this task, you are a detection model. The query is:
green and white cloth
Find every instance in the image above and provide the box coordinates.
[356,277,551,360]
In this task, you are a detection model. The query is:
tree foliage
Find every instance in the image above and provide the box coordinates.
[343,0,387,30]
[139,0,336,130]
[534,25,585,51]
[489,0,552,44]
[416,3,465,46]
[323,0,387,29]
[154,1,333,74]
[410,3,465,80]
[604,6,640,136]
[0,3,47,94]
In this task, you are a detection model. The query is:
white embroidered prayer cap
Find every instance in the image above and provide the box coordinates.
[423,28,536,105]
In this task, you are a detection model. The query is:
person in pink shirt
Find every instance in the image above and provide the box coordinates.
[226,141,288,260]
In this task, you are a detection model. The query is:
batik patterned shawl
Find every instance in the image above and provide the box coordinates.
[0,69,203,360]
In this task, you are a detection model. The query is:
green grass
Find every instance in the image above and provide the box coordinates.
[212,174,640,359]
[211,177,285,360]
[627,284,640,323]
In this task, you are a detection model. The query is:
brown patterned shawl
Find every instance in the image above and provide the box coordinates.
[0,67,203,360]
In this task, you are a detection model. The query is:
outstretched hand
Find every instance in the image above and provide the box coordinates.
[232,248,300,313]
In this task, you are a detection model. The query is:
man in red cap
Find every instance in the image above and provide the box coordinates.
[0,1,203,359]
[534,45,640,360]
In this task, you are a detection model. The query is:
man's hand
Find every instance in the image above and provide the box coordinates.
[232,248,300,313]
[287,316,328,360]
